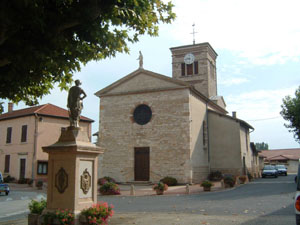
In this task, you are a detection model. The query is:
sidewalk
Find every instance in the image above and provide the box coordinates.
[117,181,223,196]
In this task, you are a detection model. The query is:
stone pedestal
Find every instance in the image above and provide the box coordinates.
[42,127,103,224]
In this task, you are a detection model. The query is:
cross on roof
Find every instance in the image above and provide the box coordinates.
[190,23,198,45]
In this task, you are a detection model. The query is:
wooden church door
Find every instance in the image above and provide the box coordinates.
[134,147,150,181]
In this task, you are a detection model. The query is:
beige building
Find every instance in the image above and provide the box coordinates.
[95,42,258,184]
[0,103,93,181]
[260,148,300,173]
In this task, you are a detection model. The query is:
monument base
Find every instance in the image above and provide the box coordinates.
[42,126,103,225]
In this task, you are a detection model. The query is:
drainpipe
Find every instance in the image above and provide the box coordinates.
[32,114,39,182]
[206,103,211,174]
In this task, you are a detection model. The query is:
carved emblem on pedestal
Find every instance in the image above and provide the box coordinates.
[80,168,91,194]
[55,167,68,194]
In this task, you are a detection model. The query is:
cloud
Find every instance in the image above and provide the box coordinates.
[219,77,249,86]
[225,86,297,121]
[224,86,299,148]
[170,0,300,65]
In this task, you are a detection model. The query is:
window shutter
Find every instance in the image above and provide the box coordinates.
[187,64,193,75]
[181,63,185,76]
[21,125,27,142]
[6,127,12,143]
[194,61,198,74]
[4,155,10,172]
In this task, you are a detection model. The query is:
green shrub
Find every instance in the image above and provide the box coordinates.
[207,171,223,181]
[99,182,120,195]
[36,180,43,188]
[3,175,15,183]
[28,199,47,215]
[223,175,236,187]
[160,176,178,186]
[200,180,214,188]
[27,179,34,186]
[18,178,29,184]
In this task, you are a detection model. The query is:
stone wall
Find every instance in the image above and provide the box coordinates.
[98,88,192,183]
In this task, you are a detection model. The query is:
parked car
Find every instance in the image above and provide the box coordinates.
[275,164,288,176]
[294,161,300,224]
[0,172,10,195]
[262,165,278,178]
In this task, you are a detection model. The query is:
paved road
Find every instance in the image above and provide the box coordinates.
[101,175,296,225]
[0,175,296,225]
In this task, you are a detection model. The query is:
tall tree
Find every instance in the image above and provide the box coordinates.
[255,142,269,150]
[280,86,300,143]
[0,0,175,105]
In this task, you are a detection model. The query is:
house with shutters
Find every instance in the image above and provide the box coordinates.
[95,42,260,184]
[0,103,93,182]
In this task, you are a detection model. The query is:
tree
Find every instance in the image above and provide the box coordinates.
[255,142,269,150]
[280,86,300,143]
[0,0,175,105]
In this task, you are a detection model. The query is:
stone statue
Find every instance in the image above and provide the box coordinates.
[67,79,87,127]
[137,51,143,68]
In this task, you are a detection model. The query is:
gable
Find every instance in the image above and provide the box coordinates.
[95,69,189,97]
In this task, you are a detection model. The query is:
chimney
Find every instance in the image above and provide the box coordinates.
[232,111,237,118]
[8,102,13,113]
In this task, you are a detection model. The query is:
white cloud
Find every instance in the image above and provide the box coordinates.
[219,77,249,86]
[170,0,300,65]
[224,86,300,148]
[225,87,297,119]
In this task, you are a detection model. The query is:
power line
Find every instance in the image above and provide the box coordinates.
[246,116,281,122]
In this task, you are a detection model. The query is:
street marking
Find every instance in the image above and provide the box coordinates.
[0,209,29,219]
[5,198,12,201]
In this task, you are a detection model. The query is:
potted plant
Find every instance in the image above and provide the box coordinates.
[98,176,116,186]
[160,176,178,186]
[200,180,214,191]
[36,180,43,190]
[223,175,236,188]
[238,175,247,184]
[153,182,168,195]
[28,199,47,225]
[99,182,120,195]
[42,209,74,225]
[27,179,34,187]
[80,202,114,225]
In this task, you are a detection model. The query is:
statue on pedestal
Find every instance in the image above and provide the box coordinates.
[67,79,87,127]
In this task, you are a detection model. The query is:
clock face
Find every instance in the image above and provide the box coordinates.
[184,53,195,64]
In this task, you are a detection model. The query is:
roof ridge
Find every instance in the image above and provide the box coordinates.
[34,103,49,113]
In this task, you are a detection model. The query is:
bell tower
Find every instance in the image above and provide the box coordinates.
[170,42,218,99]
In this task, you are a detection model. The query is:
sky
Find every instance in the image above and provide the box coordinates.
[4,0,300,149]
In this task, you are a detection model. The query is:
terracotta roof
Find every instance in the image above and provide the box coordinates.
[0,103,93,122]
[259,148,300,161]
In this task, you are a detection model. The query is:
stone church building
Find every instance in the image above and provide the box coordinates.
[95,42,259,184]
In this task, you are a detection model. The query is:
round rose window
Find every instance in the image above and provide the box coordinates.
[133,104,152,125]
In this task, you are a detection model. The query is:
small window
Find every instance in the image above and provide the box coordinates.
[21,125,27,142]
[4,155,10,173]
[181,63,185,76]
[187,64,193,75]
[194,61,198,74]
[37,161,48,175]
[6,127,12,144]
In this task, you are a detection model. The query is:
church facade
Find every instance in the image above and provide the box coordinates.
[95,43,259,184]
